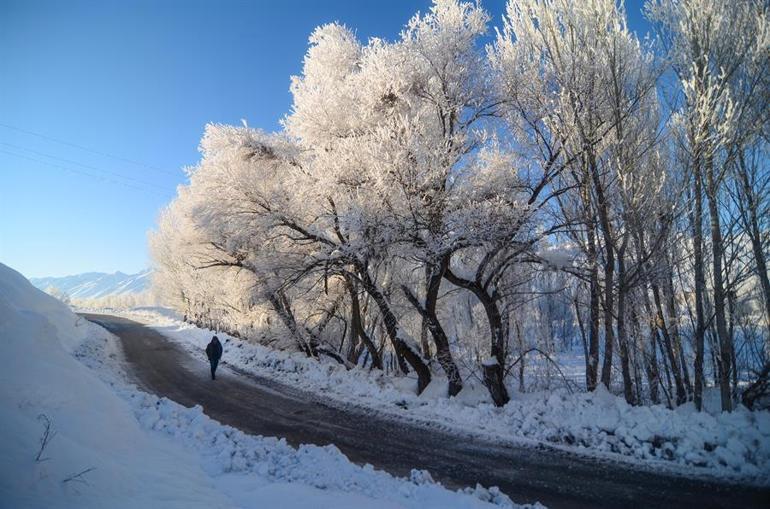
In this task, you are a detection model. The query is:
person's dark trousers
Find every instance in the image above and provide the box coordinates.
[210,358,220,380]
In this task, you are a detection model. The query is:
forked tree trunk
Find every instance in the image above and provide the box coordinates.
[356,263,431,394]
[402,263,462,396]
[344,275,382,369]
[424,256,462,396]
[443,268,509,406]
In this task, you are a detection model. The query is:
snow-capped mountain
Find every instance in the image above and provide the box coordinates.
[30,269,152,299]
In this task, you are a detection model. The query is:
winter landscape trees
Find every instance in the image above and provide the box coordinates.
[151,0,770,413]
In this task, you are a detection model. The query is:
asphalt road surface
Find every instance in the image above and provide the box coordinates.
[83,314,769,509]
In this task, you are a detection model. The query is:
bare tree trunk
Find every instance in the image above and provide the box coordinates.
[574,292,591,391]
[737,152,770,330]
[402,257,462,397]
[664,252,692,397]
[634,233,661,404]
[652,284,687,405]
[419,265,432,358]
[705,155,733,412]
[596,197,615,389]
[658,335,675,408]
[617,240,635,404]
[356,263,432,393]
[516,321,525,392]
[443,268,509,406]
[425,256,462,395]
[267,291,348,366]
[643,311,661,404]
[632,330,645,405]
[729,292,739,395]
[344,275,382,369]
[419,320,431,358]
[692,157,707,411]
[267,291,314,354]
[587,220,601,391]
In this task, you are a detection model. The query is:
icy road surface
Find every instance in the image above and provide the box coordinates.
[83,314,770,509]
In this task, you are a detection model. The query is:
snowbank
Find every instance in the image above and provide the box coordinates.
[1,264,535,509]
[121,307,770,485]
[0,264,230,508]
[123,392,518,509]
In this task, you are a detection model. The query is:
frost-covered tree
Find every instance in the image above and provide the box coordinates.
[491,0,663,400]
[150,0,770,410]
[647,0,770,411]
[285,1,531,399]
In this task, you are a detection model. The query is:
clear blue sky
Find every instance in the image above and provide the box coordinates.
[0,0,649,279]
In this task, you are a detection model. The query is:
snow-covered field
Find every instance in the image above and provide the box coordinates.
[0,263,536,509]
[115,307,770,486]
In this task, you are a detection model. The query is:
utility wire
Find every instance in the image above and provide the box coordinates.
[0,141,171,192]
[0,121,180,176]
[0,148,174,199]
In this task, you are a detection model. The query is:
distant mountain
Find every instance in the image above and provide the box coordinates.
[30,270,152,300]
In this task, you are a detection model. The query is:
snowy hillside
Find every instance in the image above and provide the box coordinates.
[0,262,531,509]
[30,269,151,299]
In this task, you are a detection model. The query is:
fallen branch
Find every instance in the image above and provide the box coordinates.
[35,414,56,463]
[62,467,96,485]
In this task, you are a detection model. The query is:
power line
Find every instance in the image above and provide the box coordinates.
[0,121,181,176]
[0,141,171,192]
[0,148,174,199]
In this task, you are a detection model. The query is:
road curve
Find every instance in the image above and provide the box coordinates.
[83,314,769,509]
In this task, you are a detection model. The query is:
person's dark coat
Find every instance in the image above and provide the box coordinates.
[206,337,223,362]
[206,336,223,379]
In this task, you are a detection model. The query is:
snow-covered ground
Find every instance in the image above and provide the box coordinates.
[0,263,536,509]
[114,307,770,486]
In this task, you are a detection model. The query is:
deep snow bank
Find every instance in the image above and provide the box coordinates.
[0,264,231,508]
[121,307,770,484]
[1,264,535,509]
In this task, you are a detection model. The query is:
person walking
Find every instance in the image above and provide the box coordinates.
[205,335,223,380]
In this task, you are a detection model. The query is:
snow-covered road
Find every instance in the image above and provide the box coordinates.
[83,313,770,509]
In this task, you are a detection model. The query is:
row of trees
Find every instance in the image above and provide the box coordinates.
[151,0,770,411]
[72,291,158,310]
[42,285,158,310]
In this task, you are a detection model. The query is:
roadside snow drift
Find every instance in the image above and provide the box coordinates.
[0,264,231,508]
[0,263,535,509]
